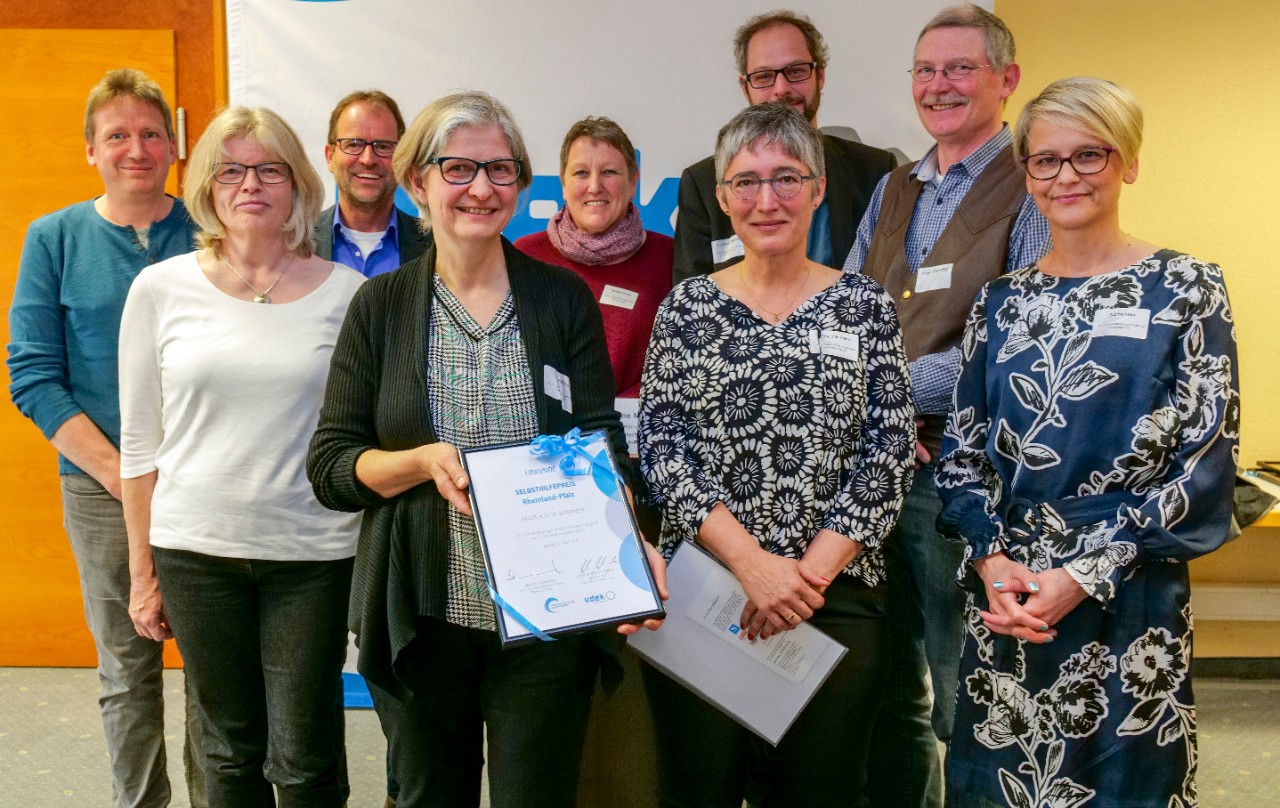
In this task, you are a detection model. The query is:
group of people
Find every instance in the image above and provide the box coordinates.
[7,4,1238,808]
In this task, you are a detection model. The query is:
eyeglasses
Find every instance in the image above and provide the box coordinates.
[721,170,815,201]
[1021,146,1116,180]
[743,61,818,89]
[908,63,991,82]
[427,156,523,186]
[213,162,291,185]
[332,138,397,158]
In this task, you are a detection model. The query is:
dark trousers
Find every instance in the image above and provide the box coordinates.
[369,616,599,808]
[154,547,353,808]
[644,577,890,808]
[864,468,966,808]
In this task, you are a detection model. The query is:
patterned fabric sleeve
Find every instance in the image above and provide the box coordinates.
[638,291,731,543]
[1064,257,1240,605]
[820,285,916,547]
[935,284,1012,583]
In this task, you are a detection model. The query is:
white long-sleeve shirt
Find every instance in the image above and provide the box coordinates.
[119,252,363,561]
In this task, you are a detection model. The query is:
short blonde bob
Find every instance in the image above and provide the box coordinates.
[392,91,532,231]
[184,106,323,257]
[1014,77,1143,166]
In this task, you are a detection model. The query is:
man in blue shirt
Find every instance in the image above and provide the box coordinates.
[315,90,431,274]
[846,6,1051,807]
[7,68,201,808]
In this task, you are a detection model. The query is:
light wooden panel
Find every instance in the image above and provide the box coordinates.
[0,29,182,667]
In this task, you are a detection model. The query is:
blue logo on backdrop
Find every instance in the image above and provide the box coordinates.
[391,150,679,241]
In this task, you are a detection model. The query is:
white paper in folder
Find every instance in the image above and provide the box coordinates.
[626,541,847,745]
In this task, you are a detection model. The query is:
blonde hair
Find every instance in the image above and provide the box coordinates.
[184,106,323,257]
[1014,77,1143,165]
[392,91,531,231]
[84,68,174,142]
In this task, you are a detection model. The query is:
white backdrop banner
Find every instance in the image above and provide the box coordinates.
[227,0,988,240]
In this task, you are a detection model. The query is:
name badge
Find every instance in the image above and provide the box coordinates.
[712,235,744,264]
[543,365,573,413]
[600,285,639,310]
[1092,308,1150,340]
[915,263,953,293]
[811,329,860,361]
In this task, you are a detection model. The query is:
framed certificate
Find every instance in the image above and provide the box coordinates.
[460,429,666,647]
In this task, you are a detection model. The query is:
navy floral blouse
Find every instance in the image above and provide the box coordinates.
[936,250,1240,808]
[639,272,915,585]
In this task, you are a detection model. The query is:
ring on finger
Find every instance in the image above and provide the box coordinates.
[786,611,799,623]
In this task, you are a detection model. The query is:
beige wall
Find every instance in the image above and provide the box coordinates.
[997,0,1280,466]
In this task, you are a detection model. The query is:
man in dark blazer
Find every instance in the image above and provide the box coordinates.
[672,10,896,283]
[316,90,431,274]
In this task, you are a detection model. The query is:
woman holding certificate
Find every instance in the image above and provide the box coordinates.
[307,90,660,808]
[638,103,915,807]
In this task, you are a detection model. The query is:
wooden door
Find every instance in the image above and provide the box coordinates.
[0,29,181,666]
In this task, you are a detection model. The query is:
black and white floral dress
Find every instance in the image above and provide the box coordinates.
[639,272,915,583]
[936,250,1240,808]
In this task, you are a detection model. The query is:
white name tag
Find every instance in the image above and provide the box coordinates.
[1092,307,1150,340]
[543,365,573,413]
[711,235,744,264]
[600,285,639,310]
[915,263,954,293]
[814,330,860,361]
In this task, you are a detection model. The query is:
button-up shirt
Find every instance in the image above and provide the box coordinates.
[330,206,403,278]
[844,125,1050,414]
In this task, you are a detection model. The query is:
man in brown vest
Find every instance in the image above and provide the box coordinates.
[844,6,1050,807]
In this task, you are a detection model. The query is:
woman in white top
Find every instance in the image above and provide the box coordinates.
[119,105,364,807]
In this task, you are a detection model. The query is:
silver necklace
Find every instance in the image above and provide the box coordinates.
[222,255,291,304]
[737,263,811,324]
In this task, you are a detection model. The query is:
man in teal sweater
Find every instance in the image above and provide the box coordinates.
[7,68,199,808]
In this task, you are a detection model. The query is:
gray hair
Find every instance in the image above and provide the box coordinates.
[184,105,323,257]
[392,91,531,230]
[714,103,825,188]
[1014,77,1143,165]
[918,4,1016,69]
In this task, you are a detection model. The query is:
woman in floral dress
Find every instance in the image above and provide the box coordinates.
[639,103,914,807]
[936,78,1239,808]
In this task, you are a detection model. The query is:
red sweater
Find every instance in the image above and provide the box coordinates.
[514,230,672,398]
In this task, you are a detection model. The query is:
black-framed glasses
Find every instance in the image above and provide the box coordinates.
[743,61,818,89]
[721,170,815,201]
[1021,146,1116,180]
[427,156,523,186]
[332,138,397,158]
[908,63,991,82]
[213,162,291,185]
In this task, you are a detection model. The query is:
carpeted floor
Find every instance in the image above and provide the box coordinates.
[1,667,1276,806]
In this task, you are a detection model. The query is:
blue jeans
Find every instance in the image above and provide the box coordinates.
[369,616,598,808]
[645,577,890,808]
[153,547,352,808]
[864,466,966,808]
[61,473,205,808]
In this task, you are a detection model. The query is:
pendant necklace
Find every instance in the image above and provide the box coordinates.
[738,263,811,324]
[223,255,291,304]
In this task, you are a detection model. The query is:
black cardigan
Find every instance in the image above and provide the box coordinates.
[307,239,628,698]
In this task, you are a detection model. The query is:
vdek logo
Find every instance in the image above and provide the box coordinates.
[583,591,616,604]
[544,597,574,613]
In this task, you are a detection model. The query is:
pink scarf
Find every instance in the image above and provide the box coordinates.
[546,202,646,266]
